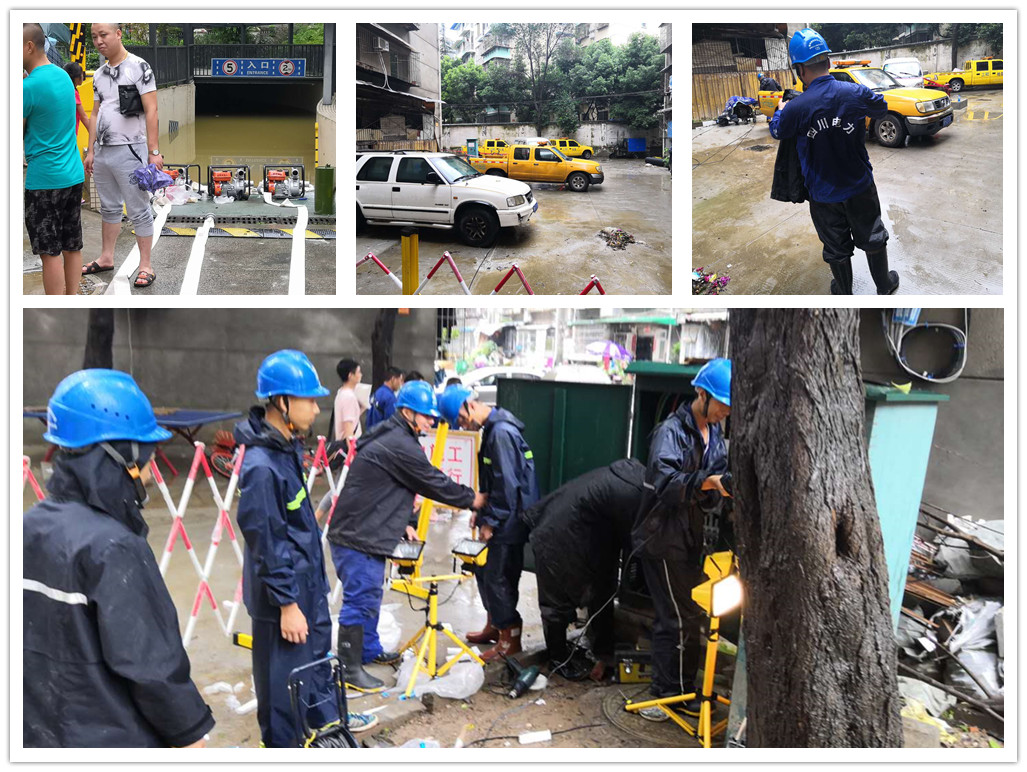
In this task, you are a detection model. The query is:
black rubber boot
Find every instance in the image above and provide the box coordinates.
[828,258,853,295]
[867,248,900,295]
[337,625,385,693]
[544,622,590,681]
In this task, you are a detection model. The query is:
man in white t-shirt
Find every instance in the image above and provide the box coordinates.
[334,359,364,443]
[81,23,163,289]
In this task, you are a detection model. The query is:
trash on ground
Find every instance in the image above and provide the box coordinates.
[598,227,635,250]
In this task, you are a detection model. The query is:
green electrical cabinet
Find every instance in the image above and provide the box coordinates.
[495,378,632,495]
[626,361,703,461]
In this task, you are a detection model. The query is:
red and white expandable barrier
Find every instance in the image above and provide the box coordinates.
[579,274,606,295]
[357,252,403,290]
[414,251,472,295]
[23,456,44,501]
[490,264,534,295]
[182,445,247,647]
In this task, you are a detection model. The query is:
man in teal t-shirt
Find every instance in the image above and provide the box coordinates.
[23,23,84,295]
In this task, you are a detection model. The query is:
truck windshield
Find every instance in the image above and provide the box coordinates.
[850,68,903,91]
[549,147,570,161]
[433,156,483,183]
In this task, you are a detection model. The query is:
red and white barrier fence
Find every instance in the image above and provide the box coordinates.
[23,456,44,501]
[415,251,472,295]
[357,252,403,290]
[490,264,534,295]
[579,274,607,295]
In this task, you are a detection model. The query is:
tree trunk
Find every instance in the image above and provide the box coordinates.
[730,309,903,748]
[950,24,960,70]
[83,309,115,370]
[370,309,398,387]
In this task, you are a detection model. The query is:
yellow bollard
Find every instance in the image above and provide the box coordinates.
[400,228,419,295]
[314,122,319,166]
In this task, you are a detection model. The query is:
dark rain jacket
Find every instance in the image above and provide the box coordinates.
[771,90,809,204]
[631,403,728,564]
[234,408,330,623]
[478,408,539,545]
[23,444,214,748]
[328,411,476,557]
[522,458,645,618]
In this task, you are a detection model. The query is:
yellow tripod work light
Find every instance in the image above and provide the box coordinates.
[624,551,741,748]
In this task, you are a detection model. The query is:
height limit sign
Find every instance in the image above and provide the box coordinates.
[212,58,306,77]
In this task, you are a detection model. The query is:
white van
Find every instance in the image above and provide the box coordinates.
[882,58,924,88]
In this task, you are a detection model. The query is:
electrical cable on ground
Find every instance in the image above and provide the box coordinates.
[692,125,756,169]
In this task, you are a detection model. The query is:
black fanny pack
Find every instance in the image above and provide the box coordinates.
[118,84,143,117]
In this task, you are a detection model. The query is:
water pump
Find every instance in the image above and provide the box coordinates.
[262,165,306,199]
[207,165,251,201]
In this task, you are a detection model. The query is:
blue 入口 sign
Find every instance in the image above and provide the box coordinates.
[212,58,306,77]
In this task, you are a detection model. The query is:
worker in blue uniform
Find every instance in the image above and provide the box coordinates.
[24,370,214,748]
[234,350,375,747]
[328,379,486,692]
[770,28,900,296]
[365,366,404,430]
[630,359,733,722]
[439,385,540,663]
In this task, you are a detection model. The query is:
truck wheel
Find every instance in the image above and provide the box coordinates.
[950,78,964,93]
[485,168,507,177]
[457,206,499,247]
[875,114,907,148]
[581,150,592,159]
[567,172,590,192]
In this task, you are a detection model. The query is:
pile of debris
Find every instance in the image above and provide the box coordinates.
[598,227,635,250]
[898,502,1004,748]
[692,266,731,295]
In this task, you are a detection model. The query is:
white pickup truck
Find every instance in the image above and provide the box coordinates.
[356,151,538,247]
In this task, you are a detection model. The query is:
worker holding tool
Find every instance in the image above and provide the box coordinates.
[630,359,733,721]
[234,350,376,747]
[439,385,540,663]
[770,28,899,296]
[329,380,486,692]
[521,458,646,681]
[24,370,213,747]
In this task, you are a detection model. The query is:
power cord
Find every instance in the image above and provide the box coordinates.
[881,309,969,384]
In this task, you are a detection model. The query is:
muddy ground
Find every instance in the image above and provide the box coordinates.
[356,158,672,295]
[692,88,1004,295]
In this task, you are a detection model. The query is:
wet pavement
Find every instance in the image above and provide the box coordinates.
[23,207,336,296]
[692,88,1004,295]
[356,158,672,295]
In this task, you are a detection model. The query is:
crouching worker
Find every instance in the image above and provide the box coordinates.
[439,385,539,662]
[24,370,214,747]
[329,380,486,692]
[235,350,376,747]
[521,458,646,680]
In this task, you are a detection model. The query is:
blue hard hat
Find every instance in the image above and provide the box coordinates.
[691,358,732,407]
[43,369,173,449]
[789,28,832,66]
[255,350,331,400]
[396,380,441,418]
[438,384,475,426]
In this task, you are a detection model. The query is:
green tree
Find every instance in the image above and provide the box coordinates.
[293,24,324,44]
[609,32,662,129]
[507,23,573,135]
[441,56,486,123]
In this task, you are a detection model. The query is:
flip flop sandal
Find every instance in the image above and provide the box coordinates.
[133,270,157,287]
[82,261,114,276]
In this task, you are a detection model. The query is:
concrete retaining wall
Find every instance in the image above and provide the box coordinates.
[441,121,661,153]
[157,82,196,130]
[833,38,1000,72]
[316,99,336,167]
[23,309,439,445]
